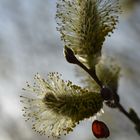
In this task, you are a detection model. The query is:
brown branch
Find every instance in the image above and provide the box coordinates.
[76,60,103,88]
[64,46,140,135]
[64,46,103,87]
[117,103,140,135]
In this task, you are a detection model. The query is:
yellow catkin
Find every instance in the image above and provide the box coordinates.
[56,0,120,68]
[20,73,103,138]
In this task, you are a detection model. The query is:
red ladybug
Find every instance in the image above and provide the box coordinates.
[92,120,110,138]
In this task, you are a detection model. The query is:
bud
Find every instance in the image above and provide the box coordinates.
[63,46,78,64]
[92,120,110,138]
[100,86,113,100]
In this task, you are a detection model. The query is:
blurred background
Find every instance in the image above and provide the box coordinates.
[0,0,140,140]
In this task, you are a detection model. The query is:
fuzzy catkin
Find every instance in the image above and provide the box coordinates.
[56,0,120,68]
[43,90,103,122]
[20,73,103,137]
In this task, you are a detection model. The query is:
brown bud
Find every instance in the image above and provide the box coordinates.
[63,46,78,64]
[100,86,113,100]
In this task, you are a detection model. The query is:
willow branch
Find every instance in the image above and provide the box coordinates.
[64,46,140,135]
[64,46,103,88]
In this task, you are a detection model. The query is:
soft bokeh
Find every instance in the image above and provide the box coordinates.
[0,0,140,140]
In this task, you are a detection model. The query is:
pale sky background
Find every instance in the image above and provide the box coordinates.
[0,0,140,140]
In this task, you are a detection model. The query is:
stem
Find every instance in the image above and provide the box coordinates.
[117,103,133,122]
[64,46,140,135]
[75,56,140,135]
[64,46,103,88]
[76,60,103,88]
[117,103,140,135]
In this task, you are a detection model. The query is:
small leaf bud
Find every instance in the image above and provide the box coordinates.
[100,86,113,100]
[63,46,78,64]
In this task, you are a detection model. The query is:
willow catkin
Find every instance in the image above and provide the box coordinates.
[20,73,103,137]
[56,0,121,68]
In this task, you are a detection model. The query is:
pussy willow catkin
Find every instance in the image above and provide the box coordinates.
[43,88,103,122]
[20,73,103,137]
[56,0,120,68]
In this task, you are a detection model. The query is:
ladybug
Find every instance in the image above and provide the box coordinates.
[92,120,110,138]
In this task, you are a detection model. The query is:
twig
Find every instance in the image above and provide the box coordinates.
[64,46,103,88]
[64,46,140,135]
[76,60,103,88]
[117,103,140,135]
